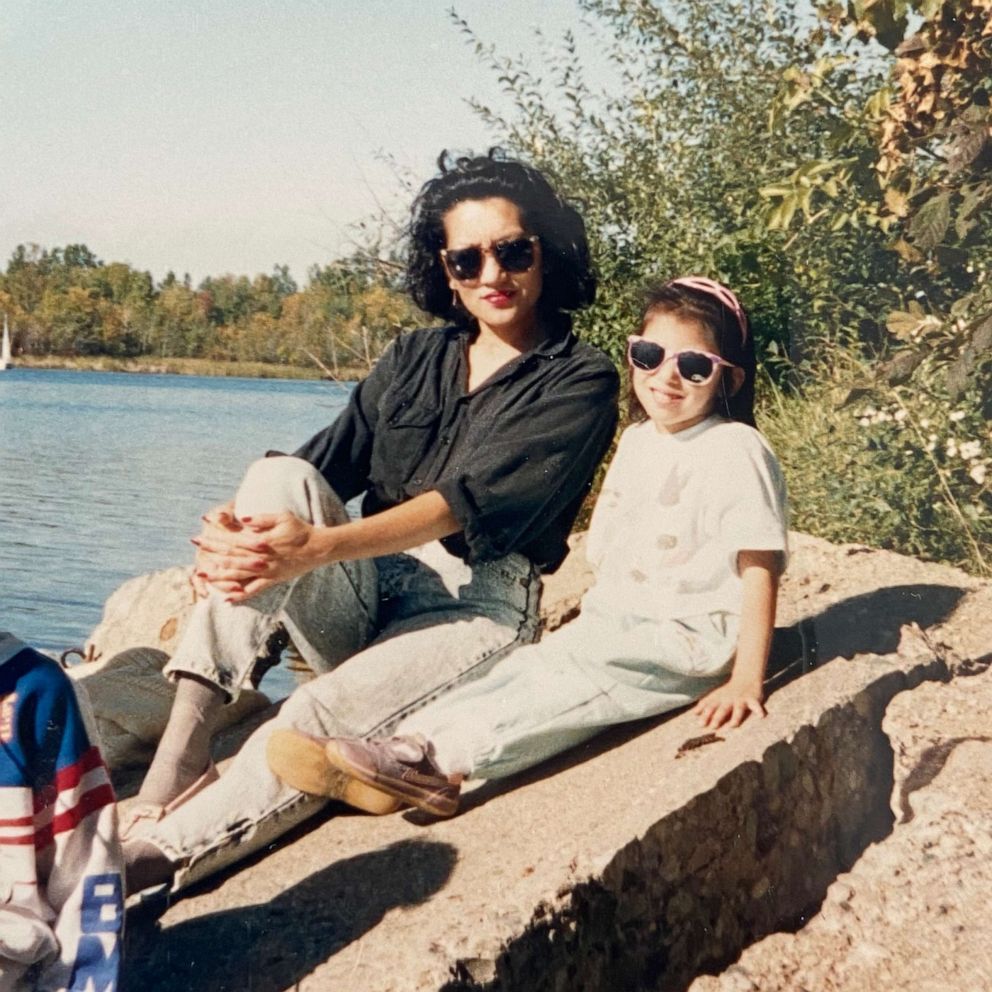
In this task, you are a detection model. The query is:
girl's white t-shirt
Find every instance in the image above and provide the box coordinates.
[582,415,788,621]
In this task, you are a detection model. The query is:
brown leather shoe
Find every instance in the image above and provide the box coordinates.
[266,729,401,815]
[324,734,460,818]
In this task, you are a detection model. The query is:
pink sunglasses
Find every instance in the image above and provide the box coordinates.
[627,336,737,384]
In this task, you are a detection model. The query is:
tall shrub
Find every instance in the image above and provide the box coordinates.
[759,0,991,572]
[454,0,891,365]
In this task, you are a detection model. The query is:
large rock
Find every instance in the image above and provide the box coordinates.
[119,532,992,992]
[689,666,992,992]
[82,565,199,663]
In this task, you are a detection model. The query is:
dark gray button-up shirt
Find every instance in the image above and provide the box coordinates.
[295,324,619,572]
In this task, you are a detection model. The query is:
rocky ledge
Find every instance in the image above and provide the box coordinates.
[78,532,989,992]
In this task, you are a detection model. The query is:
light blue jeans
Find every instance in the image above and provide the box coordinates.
[400,604,739,780]
[148,457,540,890]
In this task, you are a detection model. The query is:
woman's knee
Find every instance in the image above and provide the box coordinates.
[235,456,346,523]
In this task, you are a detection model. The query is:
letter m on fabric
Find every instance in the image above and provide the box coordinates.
[68,873,123,991]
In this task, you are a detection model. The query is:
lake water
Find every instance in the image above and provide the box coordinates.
[0,368,352,698]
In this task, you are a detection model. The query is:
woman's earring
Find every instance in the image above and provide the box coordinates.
[451,290,460,310]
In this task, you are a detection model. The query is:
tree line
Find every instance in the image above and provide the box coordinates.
[0,243,426,373]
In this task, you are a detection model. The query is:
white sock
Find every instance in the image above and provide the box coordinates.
[137,674,224,806]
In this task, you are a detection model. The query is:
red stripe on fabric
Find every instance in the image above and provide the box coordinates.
[54,746,104,790]
[0,813,36,827]
[51,783,116,836]
[32,747,110,814]
[34,783,115,851]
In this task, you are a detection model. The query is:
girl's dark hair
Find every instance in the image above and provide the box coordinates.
[627,281,757,427]
[405,149,596,329]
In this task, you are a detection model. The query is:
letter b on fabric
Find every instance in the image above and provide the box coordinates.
[69,873,123,991]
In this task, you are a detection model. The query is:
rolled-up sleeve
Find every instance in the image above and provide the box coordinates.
[436,362,619,561]
[292,342,398,502]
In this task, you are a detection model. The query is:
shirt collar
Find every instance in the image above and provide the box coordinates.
[452,317,575,394]
[532,319,574,358]
[450,311,574,354]
[641,413,727,445]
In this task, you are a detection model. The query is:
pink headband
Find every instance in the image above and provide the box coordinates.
[668,276,749,344]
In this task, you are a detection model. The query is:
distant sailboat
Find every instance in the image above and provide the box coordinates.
[0,315,11,371]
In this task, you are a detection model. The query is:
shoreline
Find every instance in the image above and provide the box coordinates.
[15,354,369,382]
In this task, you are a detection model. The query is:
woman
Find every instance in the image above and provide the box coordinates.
[123,150,619,894]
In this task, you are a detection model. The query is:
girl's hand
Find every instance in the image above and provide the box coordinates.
[695,549,779,730]
[692,678,766,730]
[208,511,329,603]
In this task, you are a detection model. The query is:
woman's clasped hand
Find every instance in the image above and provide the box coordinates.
[193,503,324,601]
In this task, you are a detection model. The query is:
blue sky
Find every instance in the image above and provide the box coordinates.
[1,1,599,283]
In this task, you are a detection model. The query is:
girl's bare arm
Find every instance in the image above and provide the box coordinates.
[692,549,782,730]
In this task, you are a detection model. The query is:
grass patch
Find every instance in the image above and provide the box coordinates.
[758,354,990,577]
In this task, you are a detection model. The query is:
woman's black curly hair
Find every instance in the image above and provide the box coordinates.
[627,281,757,427]
[405,149,596,329]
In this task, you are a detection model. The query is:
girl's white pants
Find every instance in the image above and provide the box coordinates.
[399,602,739,780]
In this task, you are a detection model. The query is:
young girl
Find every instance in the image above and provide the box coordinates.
[265,277,787,817]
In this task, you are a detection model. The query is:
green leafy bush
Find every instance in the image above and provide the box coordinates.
[760,339,991,574]
[453,0,891,367]
[757,0,992,574]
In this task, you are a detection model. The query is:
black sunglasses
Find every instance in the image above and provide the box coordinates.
[627,336,737,384]
[440,235,540,281]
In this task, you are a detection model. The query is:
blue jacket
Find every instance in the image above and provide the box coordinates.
[0,633,122,992]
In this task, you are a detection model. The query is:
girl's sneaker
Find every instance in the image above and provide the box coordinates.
[323,734,461,818]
